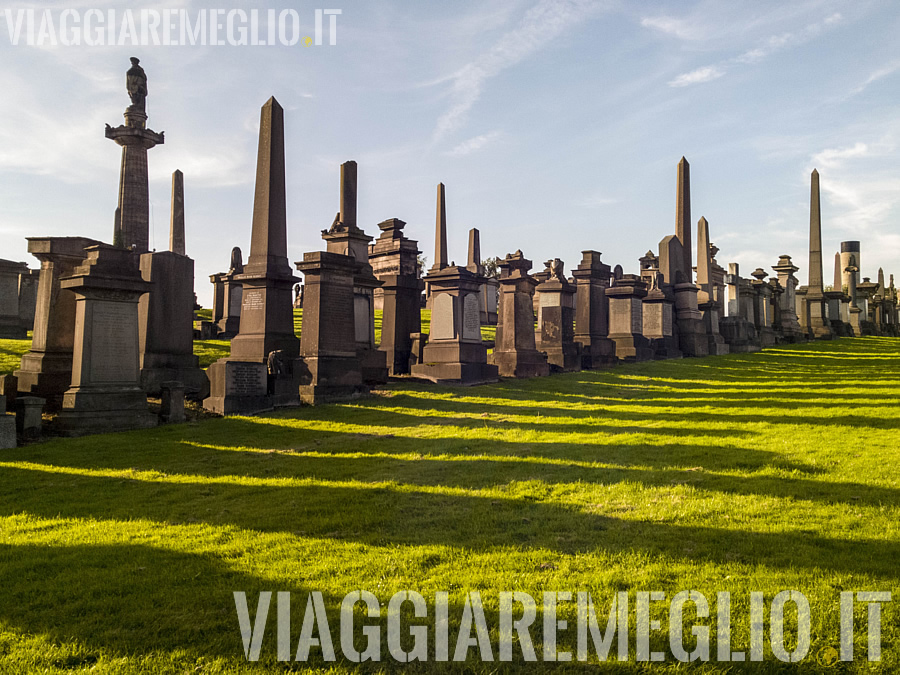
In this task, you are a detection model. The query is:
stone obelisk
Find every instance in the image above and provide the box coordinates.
[105,57,164,253]
[806,169,832,338]
[696,216,712,304]
[466,228,483,274]
[169,170,185,255]
[432,183,448,272]
[229,97,299,362]
[675,157,692,283]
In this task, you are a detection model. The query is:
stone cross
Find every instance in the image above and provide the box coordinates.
[169,170,185,255]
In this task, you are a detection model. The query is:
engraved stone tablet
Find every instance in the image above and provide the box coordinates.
[89,301,138,383]
[242,289,264,313]
[430,294,455,340]
[631,301,642,334]
[609,300,629,334]
[229,286,243,316]
[354,295,371,343]
[540,293,559,307]
[643,304,662,338]
[225,361,267,395]
[462,293,481,341]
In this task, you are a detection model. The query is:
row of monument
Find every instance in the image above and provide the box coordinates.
[1,59,898,443]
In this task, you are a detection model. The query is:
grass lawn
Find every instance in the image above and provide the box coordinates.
[0,337,898,672]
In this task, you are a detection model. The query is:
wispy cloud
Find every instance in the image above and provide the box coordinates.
[432,0,604,143]
[850,60,900,96]
[668,65,725,88]
[445,130,502,157]
[574,193,617,208]
[639,15,701,41]
[812,142,868,170]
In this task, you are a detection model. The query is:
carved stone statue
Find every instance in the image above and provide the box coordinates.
[126,57,148,111]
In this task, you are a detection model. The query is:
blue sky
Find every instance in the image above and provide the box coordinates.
[1,0,898,305]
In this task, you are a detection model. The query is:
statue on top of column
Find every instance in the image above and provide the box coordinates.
[126,57,148,111]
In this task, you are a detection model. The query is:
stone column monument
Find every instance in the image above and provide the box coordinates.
[169,169,186,255]
[696,217,729,355]
[573,250,617,368]
[772,255,804,342]
[805,169,833,339]
[491,251,549,378]
[606,274,653,362]
[105,57,164,253]
[0,260,29,338]
[535,259,580,372]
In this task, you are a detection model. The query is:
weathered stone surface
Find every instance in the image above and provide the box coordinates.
[491,251,549,378]
[210,247,243,337]
[675,157,692,282]
[15,237,100,408]
[806,169,833,339]
[204,360,270,415]
[159,380,185,424]
[573,250,616,368]
[0,259,28,339]
[54,244,157,435]
[536,259,580,372]
[0,413,15,449]
[15,395,44,440]
[606,274,653,362]
[17,268,38,332]
[169,170,185,255]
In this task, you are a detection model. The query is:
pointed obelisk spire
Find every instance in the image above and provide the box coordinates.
[432,183,448,271]
[808,169,824,295]
[675,157,692,282]
[878,267,886,294]
[340,160,358,230]
[833,252,842,292]
[696,216,711,302]
[169,169,185,255]
[467,228,483,274]
[247,96,289,275]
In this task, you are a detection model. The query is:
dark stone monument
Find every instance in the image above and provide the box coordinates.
[642,271,681,359]
[17,268,38,333]
[846,255,862,334]
[606,274,653,362]
[105,57,164,253]
[805,169,833,339]
[491,251,549,378]
[159,380,185,424]
[54,245,157,435]
[696,217,729,355]
[210,247,243,337]
[825,252,850,336]
[368,218,423,375]
[535,258,580,372]
[467,228,498,325]
[573,250,617,368]
[169,169,186,255]
[15,237,100,408]
[0,259,29,339]
[15,396,44,441]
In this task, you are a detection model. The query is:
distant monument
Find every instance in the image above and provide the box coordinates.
[105,57,164,253]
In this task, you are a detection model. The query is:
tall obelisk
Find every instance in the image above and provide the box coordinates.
[806,169,833,338]
[675,157,692,283]
[169,169,185,255]
[106,57,164,253]
[431,183,448,272]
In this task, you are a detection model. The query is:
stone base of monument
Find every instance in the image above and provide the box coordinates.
[859,320,879,336]
[543,344,581,373]
[295,356,368,405]
[649,336,682,359]
[0,413,15,448]
[579,340,618,369]
[829,320,851,337]
[203,359,272,416]
[0,320,27,340]
[411,361,499,385]
[215,317,240,338]
[491,349,550,379]
[719,317,761,352]
[14,351,74,410]
[141,353,210,400]
[676,326,711,357]
[359,348,389,385]
[54,387,157,436]
[608,333,654,362]
[757,327,777,348]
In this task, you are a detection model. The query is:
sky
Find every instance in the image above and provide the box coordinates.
[1,0,899,305]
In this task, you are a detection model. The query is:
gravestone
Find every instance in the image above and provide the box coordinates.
[825,251,850,336]
[169,170,186,255]
[0,375,16,412]
[466,228,498,326]
[54,244,157,435]
[805,169,833,339]
[749,268,776,346]
[17,268,38,332]
[772,255,804,342]
[15,396,44,441]
[0,259,29,339]
[368,218,424,375]
[0,414,14,449]
[642,272,681,359]
[606,274,653,362]
[159,380,185,424]
[573,250,617,368]
[15,237,100,408]
[210,247,243,337]
[105,58,164,253]
[535,259,580,372]
[696,217,729,355]
[846,256,862,334]
[491,251,549,378]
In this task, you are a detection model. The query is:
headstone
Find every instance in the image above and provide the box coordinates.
[0,414,15,449]
[227,98,300,363]
[535,259,580,372]
[15,396,44,440]
[696,217,729,355]
[642,272,681,359]
[749,268,777,347]
[605,274,653,361]
[169,169,186,255]
[708,243,727,318]
[159,380,185,424]
[805,169,833,339]
[573,250,617,368]
[771,255,804,342]
[825,251,849,336]
[0,375,17,412]
[210,247,243,337]
[0,259,29,339]
[105,58,164,253]
[54,244,157,435]
[491,251,549,378]
[15,237,100,408]
[17,268,38,332]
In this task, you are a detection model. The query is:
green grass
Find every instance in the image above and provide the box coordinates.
[1,337,898,672]
[0,336,30,375]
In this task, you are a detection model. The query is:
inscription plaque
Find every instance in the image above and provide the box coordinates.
[90,301,137,382]
[462,294,481,341]
[242,289,264,312]
[631,301,642,334]
[229,285,243,316]
[430,294,455,340]
[225,361,267,395]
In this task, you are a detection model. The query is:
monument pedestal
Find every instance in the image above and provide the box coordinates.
[643,286,681,359]
[606,275,653,362]
[491,252,549,378]
[203,359,271,416]
[673,283,709,357]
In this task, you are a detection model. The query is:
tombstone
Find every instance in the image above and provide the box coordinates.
[696,217,729,355]
[54,244,157,435]
[846,257,862,334]
[825,252,849,336]
[410,265,498,385]
[17,268,38,332]
[210,247,243,337]
[535,259,580,372]
[856,276,880,335]
[466,229,498,325]
[15,396,44,441]
[368,218,424,376]
[159,380,185,424]
[805,169,833,339]
[205,98,298,415]
[708,243,727,318]
[0,413,14,449]
[642,272,681,359]
[15,237,100,408]
[532,260,552,322]
[490,251,549,378]
[675,157,693,278]
[772,255,804,342]
[320,161,388,384]
[720,262,760,352]
[573,250,617,368]
[105,58,164,253]
[0,374,17,412]
[659,235,707,357]
[606,274,653,362]
[749,268,776,347]
[0,260,29,338]
[424,183,449,310]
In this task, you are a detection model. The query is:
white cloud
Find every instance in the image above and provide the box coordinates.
[639,15,701,41]
[812,143,868,170]
[574,194,617,208]
[850,60,900,96]
[735,13,841,64]
[432,0,604,143]
[668,65,725,88]
[445,130,502,157]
